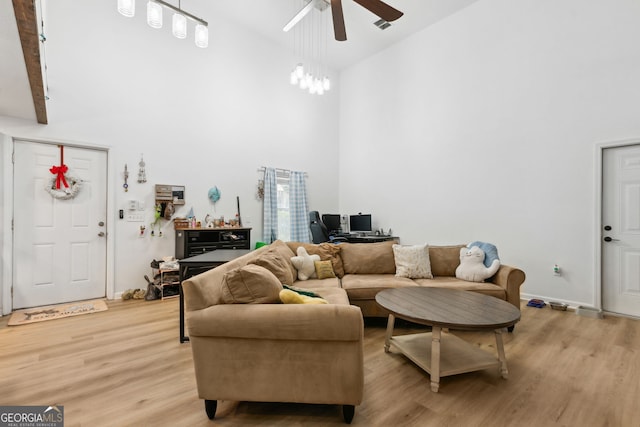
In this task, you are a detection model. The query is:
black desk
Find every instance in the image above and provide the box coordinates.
[178,249,251,343]
[339,235,398,243]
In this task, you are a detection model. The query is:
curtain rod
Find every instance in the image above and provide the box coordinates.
[257,167,307,176]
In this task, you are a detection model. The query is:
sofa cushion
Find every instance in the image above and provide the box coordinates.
[221,264,283,304]
[268,240,299,282]
[315,260,336,279]
[413,276,506,300]
[292,277,341,289]
[287,242,345,278]
[250,245,295,286]
[341,274,417,301]
[429,245,466,277]
[340,241,397,274]
[392,244,433,279]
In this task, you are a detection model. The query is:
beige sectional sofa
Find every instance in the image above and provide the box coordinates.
[285,239,525,317]
[182,239,525,423]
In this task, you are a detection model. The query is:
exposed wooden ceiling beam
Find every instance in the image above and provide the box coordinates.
[12,0,48,124]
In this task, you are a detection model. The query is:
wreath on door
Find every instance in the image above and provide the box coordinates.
[45,145,82,200]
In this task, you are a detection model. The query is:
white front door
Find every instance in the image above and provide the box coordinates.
[602,144,640,317]
[13,140,107,309]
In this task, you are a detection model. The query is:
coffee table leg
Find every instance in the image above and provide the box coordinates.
[384,314,395,353]
[430,326,441,392]
[494,328,508,379]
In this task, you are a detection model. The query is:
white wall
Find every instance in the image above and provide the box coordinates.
[0,0,340,298]
[339,0,640,307]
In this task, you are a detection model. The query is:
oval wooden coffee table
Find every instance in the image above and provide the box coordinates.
[375,287,521,392]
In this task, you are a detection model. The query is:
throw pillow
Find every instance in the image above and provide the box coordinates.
[286,242,345,278]
[392,244,434,279]
[455,246,501,282]
[314,260,336,279]
[221,264,283,304]
[290,246,320,281]
[249,246,294,286]
[282,284,321,298]
[279,289,328,304]
[467,241,500,269]
[269,240,298,282]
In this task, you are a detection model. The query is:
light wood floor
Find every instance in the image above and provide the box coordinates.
[0,298,638,427]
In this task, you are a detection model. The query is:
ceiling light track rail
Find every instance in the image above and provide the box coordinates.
[153,0,207,27]
[116,0,209,48]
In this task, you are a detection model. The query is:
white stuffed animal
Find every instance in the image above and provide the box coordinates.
[455,246,500,282]
[290,246,320,281]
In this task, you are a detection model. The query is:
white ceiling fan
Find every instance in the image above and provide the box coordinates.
[283,0,403,41]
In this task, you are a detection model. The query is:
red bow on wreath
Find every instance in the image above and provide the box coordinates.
[50,146,69,189]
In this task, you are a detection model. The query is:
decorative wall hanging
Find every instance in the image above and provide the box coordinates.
[123,164,129,192]
[256,179,264,200]
[138,154,147,183]
[151,203,163,237]
[46,145,82,200]
[208,186,221,209]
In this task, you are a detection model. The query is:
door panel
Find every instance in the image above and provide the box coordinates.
[602,144,640,317]
[13,141,107,309]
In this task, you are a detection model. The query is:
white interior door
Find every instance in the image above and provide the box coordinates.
[602,144,640,317]
[13,140,107,309]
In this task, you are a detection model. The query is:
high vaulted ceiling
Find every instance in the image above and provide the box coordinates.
[0,0,479,123]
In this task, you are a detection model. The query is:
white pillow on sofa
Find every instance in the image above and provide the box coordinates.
[392,244,434,279]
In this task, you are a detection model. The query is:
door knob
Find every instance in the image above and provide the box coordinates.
[604,236,619,242]
[98,232,106,237]
[98,221,105,227]
[604,225,612,231]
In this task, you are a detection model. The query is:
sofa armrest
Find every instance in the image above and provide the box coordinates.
[489,264,526,308]
[187,303,363,342]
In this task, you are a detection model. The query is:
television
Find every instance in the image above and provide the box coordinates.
[349,214,372,233]
[321,214,341,234]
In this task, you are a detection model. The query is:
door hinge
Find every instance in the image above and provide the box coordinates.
[11,218,14,231]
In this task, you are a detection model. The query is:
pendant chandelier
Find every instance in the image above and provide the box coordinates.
[117,0,208,48]
[287,0,331,96]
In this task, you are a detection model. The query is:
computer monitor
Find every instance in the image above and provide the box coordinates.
[321,214,341,234]
[349,214,372,233]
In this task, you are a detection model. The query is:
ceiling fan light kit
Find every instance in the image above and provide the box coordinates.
[117,0,208,48]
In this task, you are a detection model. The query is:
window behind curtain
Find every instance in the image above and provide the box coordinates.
[276,174,291,242]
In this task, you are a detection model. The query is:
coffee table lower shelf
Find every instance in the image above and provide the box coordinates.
[389,332,505,392]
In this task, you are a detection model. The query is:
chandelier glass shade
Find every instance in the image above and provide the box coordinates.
[117,0,208,48]
[195,24,208,48]
[287,0,331,96]
[172,13,187,38]
[147,1,163,28]
[117,0,135,17]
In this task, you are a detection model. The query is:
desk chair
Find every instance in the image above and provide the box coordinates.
[309,211,346,244]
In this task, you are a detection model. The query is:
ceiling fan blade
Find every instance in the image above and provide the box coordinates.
[331,0,347,41]
[283,0,316,32]
[353,0,403,22]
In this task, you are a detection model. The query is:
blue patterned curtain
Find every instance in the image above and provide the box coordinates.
[262,167,278,243]
[289,171,311,243]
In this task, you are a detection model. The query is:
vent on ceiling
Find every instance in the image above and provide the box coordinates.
[374,19,391,30]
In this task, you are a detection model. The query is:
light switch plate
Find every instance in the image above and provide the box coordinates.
[126,213,145,222]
